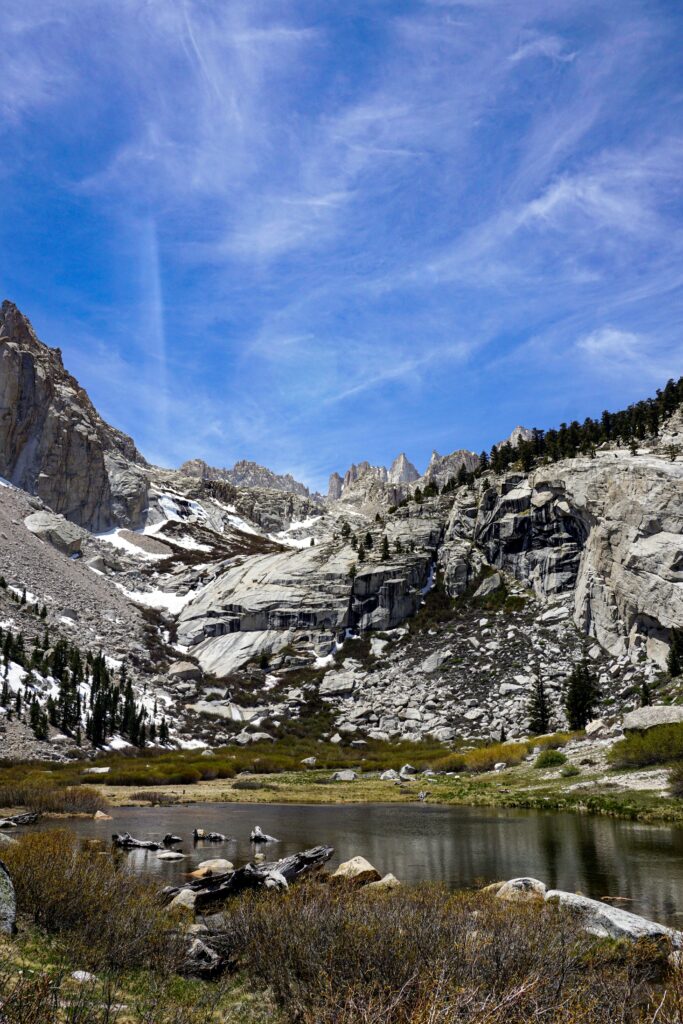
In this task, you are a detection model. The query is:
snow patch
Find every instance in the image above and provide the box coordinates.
[114,584,198,615]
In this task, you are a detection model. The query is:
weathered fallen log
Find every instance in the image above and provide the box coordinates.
[0,812,40,828]
[112,832,163,850]
[163,833,182,845]
[250,825,278,843]
[164,845,334,910]
[193,829,226,842]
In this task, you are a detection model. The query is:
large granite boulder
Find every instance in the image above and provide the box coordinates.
[545,890,683,945]
[622,706,683,733]
[24,510,88,556]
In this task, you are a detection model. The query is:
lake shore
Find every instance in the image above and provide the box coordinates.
[96,758,681,825]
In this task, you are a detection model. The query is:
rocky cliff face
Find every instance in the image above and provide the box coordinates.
[420,449,479,489]
[0,301,148,531]
[388,452,419,485]
[440,448,683,669]
[179,457,310,496]
[1,297,681,755]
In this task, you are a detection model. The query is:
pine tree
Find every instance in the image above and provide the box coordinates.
[640,679,652,707]
[527,675,551,735]
[564,661,600,730]
[159,718,169,744]
[364,532,373,549]
[357,543,366,563]
[349,562,357,581]
[668,628,682,678]
[380,536,390,562]
[395,538,403,554]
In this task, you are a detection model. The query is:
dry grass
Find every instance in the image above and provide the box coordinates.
[216,882,677,1024]
[2,831,181,972]
[0,782,107,815]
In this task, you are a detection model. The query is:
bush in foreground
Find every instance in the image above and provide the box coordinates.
[2,831,181,972]
[608,723,683,769]
[218,882,672,1024]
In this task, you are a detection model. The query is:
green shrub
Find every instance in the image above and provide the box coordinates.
[608,723,683,768]
[534,749,567,768]
[560,763,580,778]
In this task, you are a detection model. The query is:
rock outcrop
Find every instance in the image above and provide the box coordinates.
[179,458,311,497]
[0,301,148,531]
[420,449,479,489]
[388,453,419,485]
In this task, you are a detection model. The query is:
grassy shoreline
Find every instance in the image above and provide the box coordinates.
[93,763,683,826]
[1,730,682,826]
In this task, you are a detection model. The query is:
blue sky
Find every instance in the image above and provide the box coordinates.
[2,0,683,491]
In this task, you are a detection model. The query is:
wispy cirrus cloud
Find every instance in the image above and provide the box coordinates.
[1,0,683,489]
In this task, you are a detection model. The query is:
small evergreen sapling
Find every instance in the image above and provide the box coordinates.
[564,661,600,730]
[527,675,551,735]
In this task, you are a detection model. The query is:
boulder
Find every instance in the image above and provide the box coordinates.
[0,861,16,935]
[24,510,86,556]
[545,890,683,945]
[473,573,503,600]
[330,769,357,782]
[584,718,607,738]
[481,880,505,896]
[167,889,197,914]
[157,851,186,860]
[380,769,400,781]
[319,670,356,697]
[366,872,401,891]
[93,810,112,820]
[301,756,317,767]
[496,877,547,903]
[421,650,451,673]
[190,858,234,879]
[622,706,683,733]
[331,856,381,885]
[168,661,203,683]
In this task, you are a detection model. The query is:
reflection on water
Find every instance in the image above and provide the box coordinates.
[29,803,683,925]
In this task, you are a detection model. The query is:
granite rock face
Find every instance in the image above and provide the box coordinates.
[179,458,311,497]
[439,451,683,668]
[0,301,148,531]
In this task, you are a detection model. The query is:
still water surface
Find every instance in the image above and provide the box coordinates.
[29,802,683,925]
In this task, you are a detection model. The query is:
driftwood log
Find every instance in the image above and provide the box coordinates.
[112,832,163,850]
[164,844,334,910]
[0,812,40,829]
